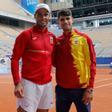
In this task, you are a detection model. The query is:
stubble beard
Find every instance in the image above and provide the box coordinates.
[36,21,47,28]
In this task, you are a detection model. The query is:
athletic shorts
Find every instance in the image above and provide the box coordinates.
[17,78,53,112]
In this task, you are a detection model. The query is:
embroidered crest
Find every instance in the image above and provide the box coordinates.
[49,36,54,44]
[57,42,60,45]
[74,37,79,44]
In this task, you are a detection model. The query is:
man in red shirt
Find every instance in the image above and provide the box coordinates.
[11,3,56,112]
[54,9,96,112]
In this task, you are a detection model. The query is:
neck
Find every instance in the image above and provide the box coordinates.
[63,28,73,34]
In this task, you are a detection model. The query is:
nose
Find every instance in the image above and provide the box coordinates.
[41,14,47,18]
[64,19,68,23]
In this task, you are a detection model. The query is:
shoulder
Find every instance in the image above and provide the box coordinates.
[19,27,32,36]
[48,31,56,38]
[57,35,63,40]
[16,27,32,41]
[23,27,32,35]
[54,35,63,45]
[74,29,93,43]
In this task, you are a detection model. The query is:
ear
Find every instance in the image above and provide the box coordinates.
[57,19,59,25]
[34,13,36,19]
[34,12,38,19]
[71,16,74,23]
[49,13,52,20]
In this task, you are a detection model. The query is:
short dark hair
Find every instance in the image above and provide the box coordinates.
[58,9,72,18]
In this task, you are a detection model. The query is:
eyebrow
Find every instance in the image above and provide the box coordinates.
[60,17,70,21]
[36,12,49,17]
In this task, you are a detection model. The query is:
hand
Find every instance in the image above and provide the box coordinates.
[14,82,24,98]
[82,88,93,105]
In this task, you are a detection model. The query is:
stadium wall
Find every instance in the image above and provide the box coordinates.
[96,57,112,64]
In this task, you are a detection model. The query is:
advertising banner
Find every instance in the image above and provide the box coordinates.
[21,0,38,14]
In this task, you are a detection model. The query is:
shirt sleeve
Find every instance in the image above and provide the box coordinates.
[50,33,57,66]
[11,31,29,85]
[52,37,60,67]
[87,36,96,88]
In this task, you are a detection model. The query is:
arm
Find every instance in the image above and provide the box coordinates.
[87,37,96,88]
[11,31,29,98]
[11,31,28,85]
[83,35,96,104]
[52,37,61,67]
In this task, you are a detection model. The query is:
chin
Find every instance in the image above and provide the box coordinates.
[39,24,47,28]
[63,26,70,30]
[42,25,47,28]
[37,22,47,28]
[64,28,70,31]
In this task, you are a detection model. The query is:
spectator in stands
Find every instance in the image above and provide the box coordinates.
[0,58,5,64]
[54,9,96,112]
[11,3,56,112]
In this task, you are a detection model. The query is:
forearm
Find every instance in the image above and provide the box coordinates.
[11,59,20,85]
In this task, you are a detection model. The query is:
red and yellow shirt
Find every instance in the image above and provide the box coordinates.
[54,29,96,88]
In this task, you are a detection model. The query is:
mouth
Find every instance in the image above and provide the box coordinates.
[63,24,70,28]
[39,20,47,24]
[37,21,47,28]
[63,24,69,27]
[41,21,47,25]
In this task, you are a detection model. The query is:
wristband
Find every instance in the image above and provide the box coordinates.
[86,88,93,94]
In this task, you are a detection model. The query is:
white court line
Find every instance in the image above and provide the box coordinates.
[95,83,112,89]
[1,82,111,89]
[1,78,112,88]
[95,78,112,83]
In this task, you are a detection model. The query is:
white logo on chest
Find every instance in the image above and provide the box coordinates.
[32,36,37,40]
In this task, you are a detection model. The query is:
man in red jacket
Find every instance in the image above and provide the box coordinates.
[11,3,56,112]
[54,9,96,112]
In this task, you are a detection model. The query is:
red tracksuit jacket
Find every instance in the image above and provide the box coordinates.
[11,25,56,85]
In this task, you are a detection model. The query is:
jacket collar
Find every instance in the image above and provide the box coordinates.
[32,25,48,34]
[63,29,74,37]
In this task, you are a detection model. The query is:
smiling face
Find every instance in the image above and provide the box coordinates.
[34,8,50,28]
[58,15,73,32]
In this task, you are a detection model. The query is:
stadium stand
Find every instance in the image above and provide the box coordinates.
[0,0,35,73]
[0,23,20,36]
[82,25,112,57]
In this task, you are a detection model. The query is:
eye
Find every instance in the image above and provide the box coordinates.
[38,13,42,17]
[60,17,70,21]
[37,13,49,17]
[60,18,64,21]
[44,13,49,17]
[66,17,70,20]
